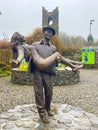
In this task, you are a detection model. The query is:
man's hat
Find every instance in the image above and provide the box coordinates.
[42,26,56,35]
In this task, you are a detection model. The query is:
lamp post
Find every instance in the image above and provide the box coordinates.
[90,20,95,36]
[87,20,95,45]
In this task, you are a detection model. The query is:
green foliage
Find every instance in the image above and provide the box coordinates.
[0,62,11,77]
[0,62,11,70]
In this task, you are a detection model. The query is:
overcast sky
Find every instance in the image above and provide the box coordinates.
[0,0,98,41]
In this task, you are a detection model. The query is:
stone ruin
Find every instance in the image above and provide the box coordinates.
[42,7,59,35]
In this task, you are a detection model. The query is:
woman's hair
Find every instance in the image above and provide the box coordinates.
[11,32,25,45]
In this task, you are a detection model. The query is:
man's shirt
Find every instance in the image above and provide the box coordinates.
[28,40,57,75]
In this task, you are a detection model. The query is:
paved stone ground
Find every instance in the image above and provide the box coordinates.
[0,69,98,117]
[0,103,98,130]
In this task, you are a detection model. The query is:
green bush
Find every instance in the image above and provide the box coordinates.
[0,62,11,77]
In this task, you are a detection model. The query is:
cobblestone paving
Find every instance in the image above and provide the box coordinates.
[1,103,98,130]
[0,69,98,117]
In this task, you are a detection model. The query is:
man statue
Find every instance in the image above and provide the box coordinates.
[28,26,57,123]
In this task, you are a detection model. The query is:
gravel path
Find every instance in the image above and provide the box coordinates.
[0,69,98,116]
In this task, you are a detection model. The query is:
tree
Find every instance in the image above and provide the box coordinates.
[59,32,87,45]
[87,34,94,45]
[26,28,42,45]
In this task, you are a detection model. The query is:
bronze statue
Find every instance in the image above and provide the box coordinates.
[10,28,83,123]
[10,32,83,71]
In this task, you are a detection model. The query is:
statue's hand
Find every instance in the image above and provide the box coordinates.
[56,55,61,63]
[9,59,19,65]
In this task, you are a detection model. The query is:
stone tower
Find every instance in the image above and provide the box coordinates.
[42,7,59,35]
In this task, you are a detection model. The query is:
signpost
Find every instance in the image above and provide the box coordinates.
[82,48,95,65]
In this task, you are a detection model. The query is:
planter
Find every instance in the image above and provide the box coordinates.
[11,68,80,86]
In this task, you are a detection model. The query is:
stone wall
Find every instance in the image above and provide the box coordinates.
[63,50,81,61]
[52,69,80,86]
[11,68,80,86]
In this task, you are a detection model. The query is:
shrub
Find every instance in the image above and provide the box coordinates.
[0,62,11,77]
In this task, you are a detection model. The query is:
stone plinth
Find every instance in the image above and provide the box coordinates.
[11,68,80,86]
[1,103,98,130]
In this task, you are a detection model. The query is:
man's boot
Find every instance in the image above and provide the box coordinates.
[40,114,50,123]
[47,110,54,116]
